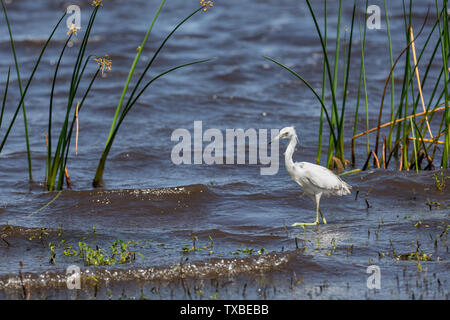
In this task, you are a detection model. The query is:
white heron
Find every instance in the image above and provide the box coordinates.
[271,127,352,227]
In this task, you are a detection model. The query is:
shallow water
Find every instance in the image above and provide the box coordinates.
[0,0,449,299]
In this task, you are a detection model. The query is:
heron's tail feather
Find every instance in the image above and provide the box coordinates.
[340,182,352,196]
[333,181,352,196]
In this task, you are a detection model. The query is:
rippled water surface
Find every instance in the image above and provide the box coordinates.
[0,0,449,299]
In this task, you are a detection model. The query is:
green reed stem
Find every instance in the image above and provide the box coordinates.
[47,6,100,191]
[0,68,10,130]
[411,116,432,169]
[57,69,100,191]
[402,0,412,170]
[92,5,209,187]
[317,0,327,165]
[47,36,72,184]
[352,21,363,166]
[0,12,66,155]
[436,0,449,168]
[410,117,419,173]
[362,2,371,160]
[122,8,204,116]
[337,4,356,164]
[304,0,342,168]
[94,60,211,188]
[326,0,343,168]
[264,57,337,145]
[1,0,33,180]
[385,0,395,151]
[353,3,370,165]
[105,0,166,147]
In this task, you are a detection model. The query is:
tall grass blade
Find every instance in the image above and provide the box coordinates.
[326,0,343,168]
[93,5,209,187]
[409,117,419,174]
[384,0,395,151]
[374,7,429,162]
[436,0,449,168]
[46,5,101,191]
[317,0,327,165]
[93,58,211,187]
[264,56,337,145]
[1,0,33,180]
[337,3,356,165]
[0,68,10,130]
[0,12,66,154]
[105,0,166,147]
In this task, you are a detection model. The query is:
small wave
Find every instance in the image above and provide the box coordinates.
[0,251,294,291]
[356,170,444,198]
[0,35,104,47]
[92,184,212,198]
[211,68,253,83]
[51,184,216,208]
[110,150,164,162]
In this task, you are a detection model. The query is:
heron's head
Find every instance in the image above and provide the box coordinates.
[270,126,298,144]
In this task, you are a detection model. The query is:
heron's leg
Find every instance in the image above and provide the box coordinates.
[319,209,327,224]
[315,193,327,224]
[292,194,321,227]
[314,193,321,225]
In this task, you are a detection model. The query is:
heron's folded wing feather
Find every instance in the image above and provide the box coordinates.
[296,162,352,195]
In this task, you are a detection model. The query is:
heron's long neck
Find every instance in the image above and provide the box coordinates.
[284,135,297,171]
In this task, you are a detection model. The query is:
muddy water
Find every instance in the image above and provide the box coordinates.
[0,0,448,299]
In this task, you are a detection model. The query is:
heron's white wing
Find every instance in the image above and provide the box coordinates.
[294,162,352,196]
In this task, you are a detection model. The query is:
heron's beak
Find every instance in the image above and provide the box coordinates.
[268,134,281,145]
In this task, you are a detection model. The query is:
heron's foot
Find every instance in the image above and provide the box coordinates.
[292,221,319,227]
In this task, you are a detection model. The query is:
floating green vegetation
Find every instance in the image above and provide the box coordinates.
[37,225,154,266]
[230,247,268,256]
[62,239,145,266]
[182,235,214,254]
[426,199,442,210]
[28,228,51,247]
[395,251,433,262]
[414,221,430,228]
[210,292,219,300]
[386,239,435,272]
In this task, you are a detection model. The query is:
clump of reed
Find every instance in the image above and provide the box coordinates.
[45,2,103,191]
[0,0,211,190]
[267,0,450,172]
